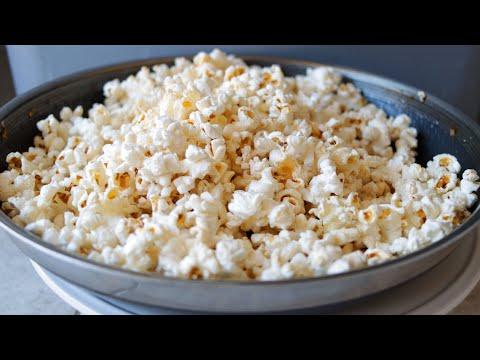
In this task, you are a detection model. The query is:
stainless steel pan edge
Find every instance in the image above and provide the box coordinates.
[1,56,479,313]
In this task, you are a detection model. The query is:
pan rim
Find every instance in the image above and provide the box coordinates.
[1,54,480,287]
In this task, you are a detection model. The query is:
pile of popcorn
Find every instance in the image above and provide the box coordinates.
[1,49,478,280]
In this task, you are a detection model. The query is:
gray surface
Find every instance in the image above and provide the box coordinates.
[0,231,76,314]
[0,46,479,314]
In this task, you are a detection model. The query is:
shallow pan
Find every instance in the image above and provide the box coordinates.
[1,56,480,313]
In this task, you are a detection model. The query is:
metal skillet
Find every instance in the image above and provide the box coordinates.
[1,56,479,313]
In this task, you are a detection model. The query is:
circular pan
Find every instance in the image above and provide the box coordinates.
[1,56,479,287]
[1,55,479,311]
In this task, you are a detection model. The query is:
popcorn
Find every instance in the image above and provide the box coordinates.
[1,49,478,280]
[304,158,344,204]
[339,251,366,269]
[173,176,195,194]
[228,191,265,220]
[268,202,295,230]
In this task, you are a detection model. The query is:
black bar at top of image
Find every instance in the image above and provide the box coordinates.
[2,4,480,44]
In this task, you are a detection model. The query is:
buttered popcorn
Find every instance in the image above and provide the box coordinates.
[1,49,479,280]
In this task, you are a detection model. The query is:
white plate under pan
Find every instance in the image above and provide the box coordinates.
[31,228,480,315]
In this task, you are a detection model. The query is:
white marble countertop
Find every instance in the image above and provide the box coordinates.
[0,235,76,315]
[0,232,478,315]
